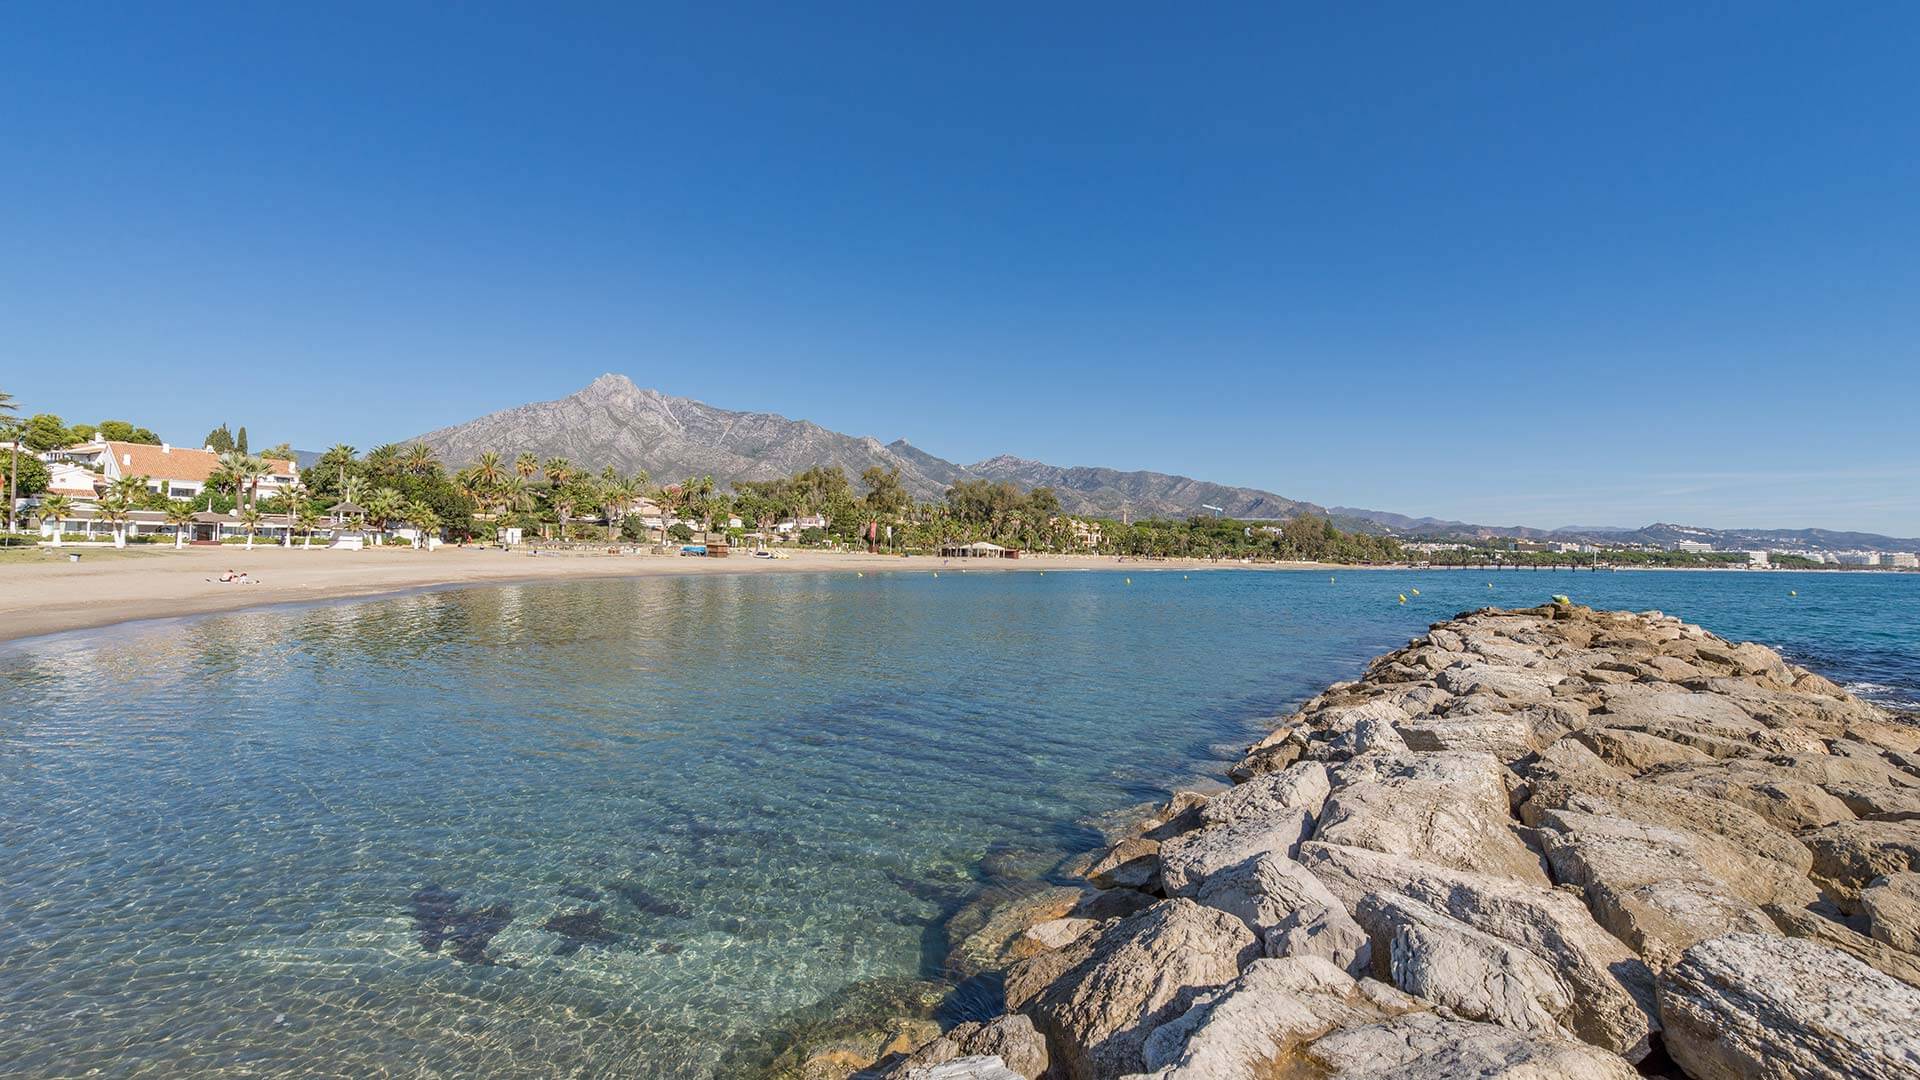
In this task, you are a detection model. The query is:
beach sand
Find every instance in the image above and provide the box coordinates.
[0,544,1245,645]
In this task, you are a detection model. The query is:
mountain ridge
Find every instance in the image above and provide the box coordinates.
[409,374,1920,553]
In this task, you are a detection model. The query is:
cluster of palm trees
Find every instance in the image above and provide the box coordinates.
[449,451,653,541]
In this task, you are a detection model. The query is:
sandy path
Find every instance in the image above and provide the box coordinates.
[0,544,1249,644]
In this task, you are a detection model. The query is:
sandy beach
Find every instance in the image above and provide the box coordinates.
[0,544,1245,645]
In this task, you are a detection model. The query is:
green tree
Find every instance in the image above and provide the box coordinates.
[36,494,73,547]
[204,424,235,453]
[405,500,440,547]
[235,426,249,455]
[164,500,195,549]
[97,493,134,548]
[21,414,76,452]
[364,487,404,545]
[96,420,161,444]
[237,507,264,550]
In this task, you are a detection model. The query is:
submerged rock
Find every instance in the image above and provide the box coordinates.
[408,884,514,965]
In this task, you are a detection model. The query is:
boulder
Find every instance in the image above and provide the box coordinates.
[1314,752,1550,887]
[1657,933,1920,1079]
[1296,1013,1640,1078]
[1533,807,1806,964]
[1295,842,1654,1060]
[1801,820,1920,907]
[1352,891,1576,1040]
[1085,839,1162,893]
[1024,898,1257,1080]
[1197,762,1329,828]
[1518,773,1812,876]
[1189,851,1369,975]
[946,884,1093,978]
[1438,663,1561,704]
[894,1058,1025,1080]
[878,1016,1049,1080]
[1160,808,1319,899]
[1861,872,1920,954]
[1763,902,1920,987]
[1571,728,1710,773]
[1127,956,1419,1080]
[1646,765,1854,831]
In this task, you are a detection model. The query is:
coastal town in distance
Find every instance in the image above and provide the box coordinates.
[4,6,1918,1080]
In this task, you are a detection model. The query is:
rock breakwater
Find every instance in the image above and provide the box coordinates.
[864,603,1920,1080]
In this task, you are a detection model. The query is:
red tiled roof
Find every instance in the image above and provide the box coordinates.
[86,442,296,483]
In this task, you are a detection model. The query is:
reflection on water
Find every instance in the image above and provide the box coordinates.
[1,569,1915,1076]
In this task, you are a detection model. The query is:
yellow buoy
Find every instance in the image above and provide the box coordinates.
[1125,577,1132,585]
[1488,582,1494,588]
[1398,594,1407,604]
[1411,588,1420,596]
[1790,589,1797,596]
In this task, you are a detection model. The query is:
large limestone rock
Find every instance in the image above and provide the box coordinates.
[1801,819,1920,907]
[1353,891,1577,1040]
[1085,839,1161,892]
[1296,1013,1640,1078]
[1188,851,1370,974]
[1534,807,1814,964]
[892,1058,1025,1080]
[1646,763,1855,831]
[1657,933,1920,1079]
[1517,772,1813,877]
[1024,898,1257,1080]
[1159,764,1328,897]
[877,1016,1049,1080]
[1313,752,1550,887]
[1296,842,1654,1059]
[1862,871,1920,954]
[1125,956,1418,1080]
[1762,902,1920,987]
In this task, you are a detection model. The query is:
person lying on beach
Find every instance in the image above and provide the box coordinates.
[206,570,256,584]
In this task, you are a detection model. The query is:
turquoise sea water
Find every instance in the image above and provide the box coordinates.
[2,568,1916,1077]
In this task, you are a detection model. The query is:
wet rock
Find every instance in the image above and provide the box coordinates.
[608,880,695,918]
[409,884,514,965]
[540,907,620,955]
[1657,933,1920,1079]
[946,883,1091,979]
[1296,1012,1640,1078]
[1024,898,1256,1080]
[1085,839,1161,892]
[1128,956,1420,1080]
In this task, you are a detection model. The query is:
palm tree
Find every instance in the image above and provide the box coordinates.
[295,504,320,549]
[515,452,539,481]
[240,456,270,509]
[543,457,575,487]
[405,500,439,548]
[36,494,72,547]
[164,500,195,549]
[552,490,576,541]
[108,473,148,504]
[364,487,404,546]
[1,389,20,533]
[217,450,250,506]
[472,451,508,491]
[279,478,308,547]
[324,444,357,490]
[97,493,134,549]
[238,506,263,550]
[402,443,438,477]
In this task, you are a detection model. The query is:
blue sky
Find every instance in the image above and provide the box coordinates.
[3,4,1916,534]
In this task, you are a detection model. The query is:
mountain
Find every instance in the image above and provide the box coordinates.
[968,455,1323,519]
[409,374,1920,552]
[410,374,1325,518]
[412,374,959,501]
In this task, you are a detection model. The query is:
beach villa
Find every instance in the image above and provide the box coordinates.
[44,440,300,504]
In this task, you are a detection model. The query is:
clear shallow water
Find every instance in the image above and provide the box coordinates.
[1,567,1915,1077]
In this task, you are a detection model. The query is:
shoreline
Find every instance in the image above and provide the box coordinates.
[0,545,1311,647]
[845,602,1920,1079]
[1,546,1909,649]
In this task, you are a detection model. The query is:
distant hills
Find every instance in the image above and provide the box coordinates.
[410,374,1920,553]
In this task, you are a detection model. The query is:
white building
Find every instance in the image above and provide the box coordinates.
[1673,540,1716,554]
[45,441,299,503]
